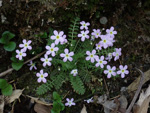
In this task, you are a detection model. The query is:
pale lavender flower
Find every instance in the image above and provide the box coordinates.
[45,43,59,57]
[40,54,52,67]
[95,42,103,50]
[65,98,76,107]
[105,53,113,61]
[19,39,32,52]
[71,69,78,76]
[27,61,37,70]
[95,56,107,68]
[91,35,95,41]
[113,48,122,61]
[117,65,129,78]
[80,21,90,30]
[16,49,26,60]
[91,29,101,38]
[36,69,48,83]
[60,35,68,45]
[86,49,98,63]
[106,26,117,38]
[100,35,113,49]
[104,65,116,78]
[84,97,94,103]
[60,49,74,62]
[51,30,64,45]
[78,30,89,42]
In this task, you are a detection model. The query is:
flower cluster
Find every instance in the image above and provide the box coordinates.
[16,39,32,60]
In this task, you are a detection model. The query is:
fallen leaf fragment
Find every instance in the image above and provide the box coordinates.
[0,95,4,113]
[34,103,52,113]
[81,105,87,113]
[5,89,24,104]
[133,85,150,113]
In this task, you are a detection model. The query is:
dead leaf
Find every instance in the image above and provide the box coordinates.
[133,85,150,113]
[0,95,4,113]
[127,69,150,93]
[5,89,24,104]
[81,105,87,113]
[34,103,52,113]
[27,95,52,106]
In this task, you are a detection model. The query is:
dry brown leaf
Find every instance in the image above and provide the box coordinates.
[34,103,52,113]
[133,85,150,113]
[27,95,52,106]
[5,89,24,104]
[0,95,4,113]
[80,105,87,113]
[127,69,150,93]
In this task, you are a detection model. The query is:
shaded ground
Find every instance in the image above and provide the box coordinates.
[0,0,150,113]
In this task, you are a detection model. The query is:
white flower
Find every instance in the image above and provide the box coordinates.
[27,61,37,70]
[80,21,90,30]
[16,49,26,60]
[71,69,78,76]
[106,26,117,38]
[51,30,65,45]
[113,48,122,61]
[86,49,98,63]
[95,42,103,50]
[78,30,89,42]
[60,48,74,62]
[36,70,48,83]
[105,53,113,61]
[40,54,52,67]
[104,65,116,78]
[95,56,107,68]
[117,65,129,78]
[84,97,94,103]
[65,98,76,107]
[100,35,113,49]
[45,43,59,57]
[91,29,101,38]
[91,35,95,41]
[19,39,32,52]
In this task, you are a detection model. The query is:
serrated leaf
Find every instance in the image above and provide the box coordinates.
[12,61,24,71]
[4,41,16,51]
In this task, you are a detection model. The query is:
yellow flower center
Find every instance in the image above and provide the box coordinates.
[83,24,86,26]
[19,53,22,56]
[99,61,102,63]
[116,53,118,56]
[50,48,54,51]
[122,70,125,72]
[90,55,93,57]
[98,45,100,47]
[109,70,112,73]
[97,33,99,35]
[83,34,85,36]
[31,64,34,66]
[45,59,48,62]
[25,44,28,47]
[41,75,44,78]
[66,54,69,57]
[56,36,60,39]
[74,70,77,73]
[110,31,113,34]
[69,101,72,104]
[103,40,106,43]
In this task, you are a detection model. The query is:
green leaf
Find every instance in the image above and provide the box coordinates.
[12,61,24,71]
[0,79,7,89]
[4,41,16,51]
[53,92,61,102]
[40,32,47,38]
[0,31,15,44]
[1,84,13,96]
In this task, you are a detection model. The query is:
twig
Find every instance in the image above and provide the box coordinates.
[125,67,145,113]
[0,51,45,77]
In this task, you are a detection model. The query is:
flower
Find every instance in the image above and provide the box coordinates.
[105,53,113,61]
[84,97,94,103]
[106,26,117,38]
[80,21,90,30]
[45,43,59,57]
[86,49,98,63]
[51,30,64,45]
[100,35,113,49]
[27,61,37,70]
[104,65,116,78]
[19,39,32,52]
[78,30,89,42]
[60,35,68,45]
[40,54,52,67]
[36,69,48,83]
[113,48,122,61]
[71,69,78,76]
[117,65,129,78]
[95,56,107,68]
[91,29,101,38]
[95,42,103,50]
[91,35,95,41]
[65,98,76,107]
[16,49,26,60]
[60,49,74,62]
